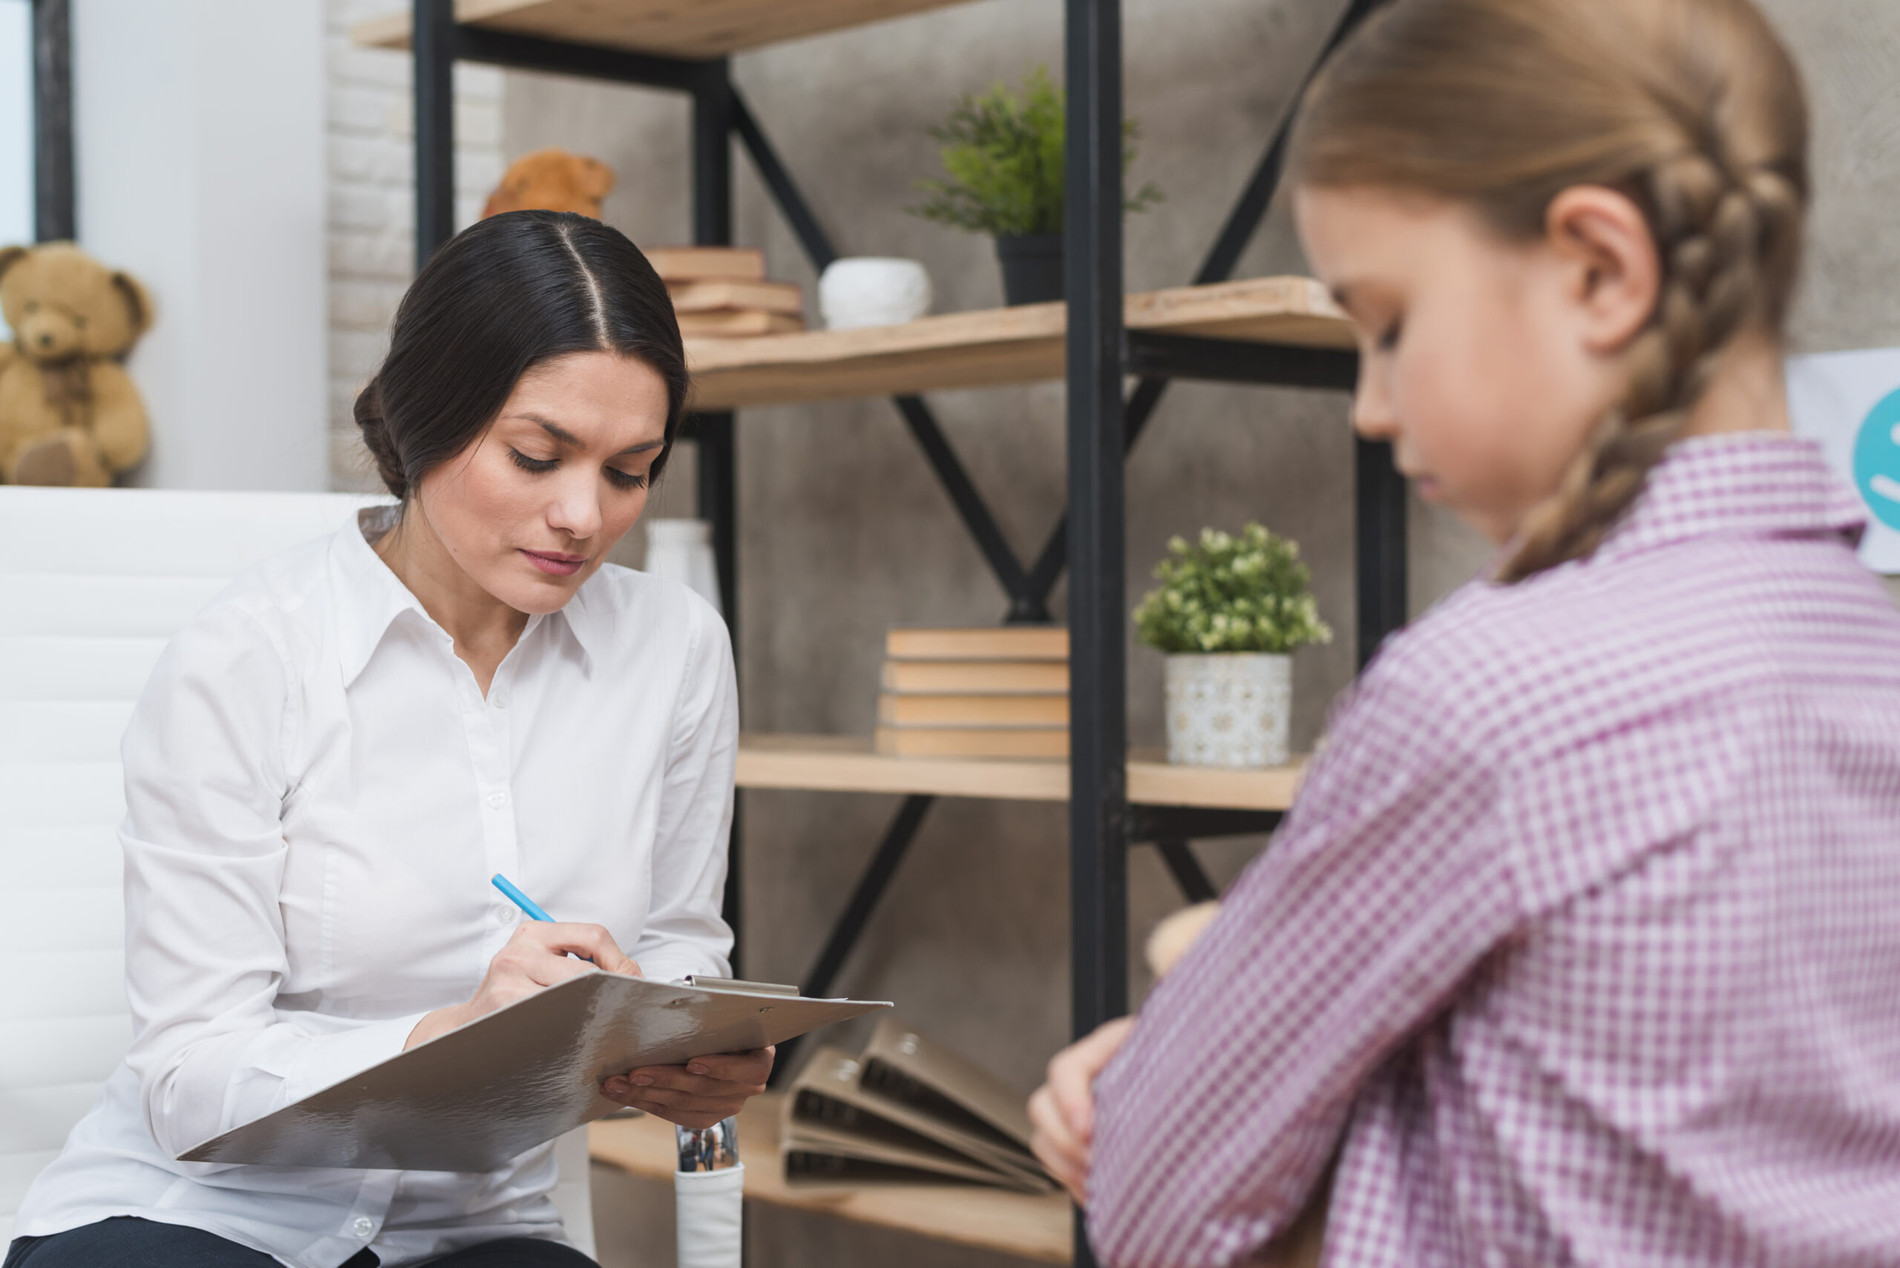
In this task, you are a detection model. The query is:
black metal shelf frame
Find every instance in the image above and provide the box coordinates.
[29,0,75,242]
[407,2,1401,1259]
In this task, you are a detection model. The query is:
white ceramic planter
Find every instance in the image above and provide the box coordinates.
[818,257,932,329]
[1163,653,1291,768]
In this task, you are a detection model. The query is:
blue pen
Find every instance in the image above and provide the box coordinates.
[491,872,554,922]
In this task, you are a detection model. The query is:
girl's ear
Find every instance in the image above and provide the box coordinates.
[1544,185,1660,356]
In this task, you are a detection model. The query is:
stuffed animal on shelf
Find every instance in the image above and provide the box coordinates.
[481,148,616,220]
[0,242,154,486]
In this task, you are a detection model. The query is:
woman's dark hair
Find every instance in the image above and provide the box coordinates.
[354,210,688,500]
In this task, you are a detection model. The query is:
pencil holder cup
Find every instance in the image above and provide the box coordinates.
[644,518,723,615]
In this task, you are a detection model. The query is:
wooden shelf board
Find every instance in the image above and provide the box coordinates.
[687,277,1352,410]
[354,0,987,59]
[590,1095,1072,1263]
[738,734,1304,811]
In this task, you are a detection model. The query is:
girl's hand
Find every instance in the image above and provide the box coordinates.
[1028,1016,1137,1204]
[603,1047,775,1130]
[405,922,641,1050]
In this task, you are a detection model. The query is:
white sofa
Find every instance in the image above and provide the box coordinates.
[0,486,595,1255]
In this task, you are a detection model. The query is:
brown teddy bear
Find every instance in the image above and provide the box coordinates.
[0,242,153,486]
[481,148,616,220]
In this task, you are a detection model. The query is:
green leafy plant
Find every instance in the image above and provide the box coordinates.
[1134,524,1332,655]
[909,66,1163,237]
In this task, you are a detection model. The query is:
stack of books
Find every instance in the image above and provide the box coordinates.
[782,1017,1054,1192]
[649,246,806,338]
[875,626,1069,759]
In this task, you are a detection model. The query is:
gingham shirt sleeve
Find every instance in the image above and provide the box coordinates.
[1086,648,1523,1268]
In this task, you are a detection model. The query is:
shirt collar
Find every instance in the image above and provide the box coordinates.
[329,506,607,686]
[1589,432,1864,565]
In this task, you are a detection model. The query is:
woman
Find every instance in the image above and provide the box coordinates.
[7,211,768,1268]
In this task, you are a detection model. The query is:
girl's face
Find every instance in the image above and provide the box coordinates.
[409,350,670,615]
[1294,185,1645,545]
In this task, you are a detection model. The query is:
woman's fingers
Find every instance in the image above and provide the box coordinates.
[599,1050,775,1122]
[628,1047,773,1089]
[601,1076,751,1130]
[527,921,640,976]
[688,1047,775,1083]
[604,1061,767,1101]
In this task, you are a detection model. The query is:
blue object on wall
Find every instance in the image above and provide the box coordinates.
[1851,386,1900,531]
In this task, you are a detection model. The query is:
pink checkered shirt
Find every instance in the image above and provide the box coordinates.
[1089,434,1900,1267]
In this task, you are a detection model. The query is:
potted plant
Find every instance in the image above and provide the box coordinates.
[910,66,1161,305]
[1133,523,1332,768]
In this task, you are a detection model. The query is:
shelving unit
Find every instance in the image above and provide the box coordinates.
[375,1,1400,1262]
[590,1101,1071,1264]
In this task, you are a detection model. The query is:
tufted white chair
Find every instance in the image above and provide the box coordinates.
[0,486,595,1255]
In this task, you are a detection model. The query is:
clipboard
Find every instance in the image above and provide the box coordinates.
[178,973,889,1172]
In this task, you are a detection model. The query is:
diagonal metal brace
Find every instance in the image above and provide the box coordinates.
[733,91,1047,621]
[770,794,935,1084]
[1152,839,1219,905]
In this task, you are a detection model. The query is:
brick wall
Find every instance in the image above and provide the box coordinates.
[323,0,504,493]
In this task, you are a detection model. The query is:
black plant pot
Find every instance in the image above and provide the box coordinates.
[994,234,1064,305]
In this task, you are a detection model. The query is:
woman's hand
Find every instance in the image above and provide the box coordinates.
[405,922,641,1050]
[1029,1016,1137,1204]
[602,1047,775,1130]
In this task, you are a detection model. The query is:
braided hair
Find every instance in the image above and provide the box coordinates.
[1287,0,1809,583]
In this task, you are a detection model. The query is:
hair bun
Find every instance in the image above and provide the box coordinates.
[352,377,407,499]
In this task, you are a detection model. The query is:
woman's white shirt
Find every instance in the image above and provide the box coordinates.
[15,507,738,1267]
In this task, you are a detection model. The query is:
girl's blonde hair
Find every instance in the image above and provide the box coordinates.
[1288,0,1810,583]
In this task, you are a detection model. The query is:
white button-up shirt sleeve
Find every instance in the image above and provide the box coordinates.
[118,600,430,1161]
[629,607,738,987]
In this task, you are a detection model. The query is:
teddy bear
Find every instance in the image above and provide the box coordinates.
[481,147,616,220]
[0,242,153,486]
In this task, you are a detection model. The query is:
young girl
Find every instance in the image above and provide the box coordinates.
[1029,0,1900,1264]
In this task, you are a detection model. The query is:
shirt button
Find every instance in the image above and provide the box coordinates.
[491,692,509,710]
[486,791,509,809]
[493,904,518,926]
[351,1216,374,1237]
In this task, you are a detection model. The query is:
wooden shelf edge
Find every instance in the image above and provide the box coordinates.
[687,277,1353,410]
[590,1096,1072,1263]
[353,0,991,59]
[737,734,1304,811]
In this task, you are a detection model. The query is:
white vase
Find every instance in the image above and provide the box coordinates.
[818,257,932,329]
[1163,653,1291,768]
[643,518,723,615]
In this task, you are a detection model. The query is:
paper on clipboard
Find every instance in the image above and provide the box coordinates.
[178,974,889,1172]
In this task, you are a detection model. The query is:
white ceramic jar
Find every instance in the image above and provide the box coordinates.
[818,257,933,329]
[1163,653,1292,768]
[643,518,723,615]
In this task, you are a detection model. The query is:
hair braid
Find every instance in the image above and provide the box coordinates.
[1288,0,1810,585]
[1496,152,1799,583]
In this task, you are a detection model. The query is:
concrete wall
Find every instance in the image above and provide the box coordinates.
[72,0,330,491]
[500,3,1898,1264]
[324,0,503,492]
